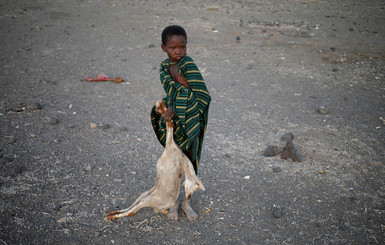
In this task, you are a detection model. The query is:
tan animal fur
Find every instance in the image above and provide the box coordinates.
[105,100,205,221]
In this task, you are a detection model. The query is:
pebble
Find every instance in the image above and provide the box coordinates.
[5,136,16,144]
[236,36,241,43]
[102,123,110,129]
[53,204,63,211]
[10,165,23,177]
[48,118,59,125]
[85,164,92,172]
[119,127,128,132]
[272,166,282,173]
[280,132,294,142]
[1,156,13,164]
[90,123,97,129]
[264,146,280,157]
[29,103,42,111]
[272,207,282,218]
[317,106,328,114]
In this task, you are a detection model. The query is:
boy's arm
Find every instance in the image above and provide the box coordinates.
[180,57,211,113]
[169,64,189,88]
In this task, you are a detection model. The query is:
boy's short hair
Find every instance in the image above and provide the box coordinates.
[161,25,187,45]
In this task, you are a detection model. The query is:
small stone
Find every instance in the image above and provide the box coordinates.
[280,132,294,142]
[102,124,110,130]
[1,156,13,164]
[5,136,16,144]
[272,166,282,173]
[119,127,128,132]
[272,207,282,218]
[148,43,156,48]
[48,118,59,125]
[236,36,241,43]
[53,204,63,211]
[90,123,97,129]
[318,169,325,174]
[317,106,328,114]
[67,124,76,129]
[29,103,42,111]
[10,165,23,177]
[292,148,302,162]
[264,146,280,157]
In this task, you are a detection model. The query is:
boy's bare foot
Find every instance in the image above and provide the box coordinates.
[182,199,198,221]
[167,201,179,220]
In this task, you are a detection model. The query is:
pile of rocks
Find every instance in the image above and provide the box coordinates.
[264,132,302,162]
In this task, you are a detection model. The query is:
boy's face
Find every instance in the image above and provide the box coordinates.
[161,35,187,64]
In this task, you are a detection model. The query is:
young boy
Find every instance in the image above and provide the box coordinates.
[150,25,211,220]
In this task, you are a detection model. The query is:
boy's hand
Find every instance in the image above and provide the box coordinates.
[162,106,174,122]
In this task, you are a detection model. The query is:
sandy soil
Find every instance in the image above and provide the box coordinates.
[1,0,384,244]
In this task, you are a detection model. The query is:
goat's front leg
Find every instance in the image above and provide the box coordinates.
[181,154,205,221]
[105,186,157,220]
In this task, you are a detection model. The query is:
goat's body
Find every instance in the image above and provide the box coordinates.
[105,100,205,221]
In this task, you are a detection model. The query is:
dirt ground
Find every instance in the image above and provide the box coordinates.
[1,0,384,244]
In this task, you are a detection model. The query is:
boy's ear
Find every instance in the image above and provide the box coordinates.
[161,44,166,52]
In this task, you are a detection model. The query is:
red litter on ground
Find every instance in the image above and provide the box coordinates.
[81,73,124,83]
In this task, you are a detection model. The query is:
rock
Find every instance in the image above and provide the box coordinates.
[48,118,59,125]
[1,156,13,164]
[53,204,63,211]
[10,165,23,177]
[264,146,280,157]
[317,106,328,114]
[102,123,110,129]
[280,132,294,142]
[85,164,92,172]
[272,166,282,173]
[67,124,76,129]
[90,123,97,129]
[280,141,302,162]
[292,148,302,162]
[119,127,128,132]
[272,207,282,218]
[29,103,42,111]
[5,136,16,144]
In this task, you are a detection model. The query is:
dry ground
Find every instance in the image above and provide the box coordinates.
[1,0,384,244]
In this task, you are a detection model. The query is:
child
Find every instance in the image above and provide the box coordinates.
[150,25,211,220]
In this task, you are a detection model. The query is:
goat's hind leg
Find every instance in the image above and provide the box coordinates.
[181,155,206,221]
